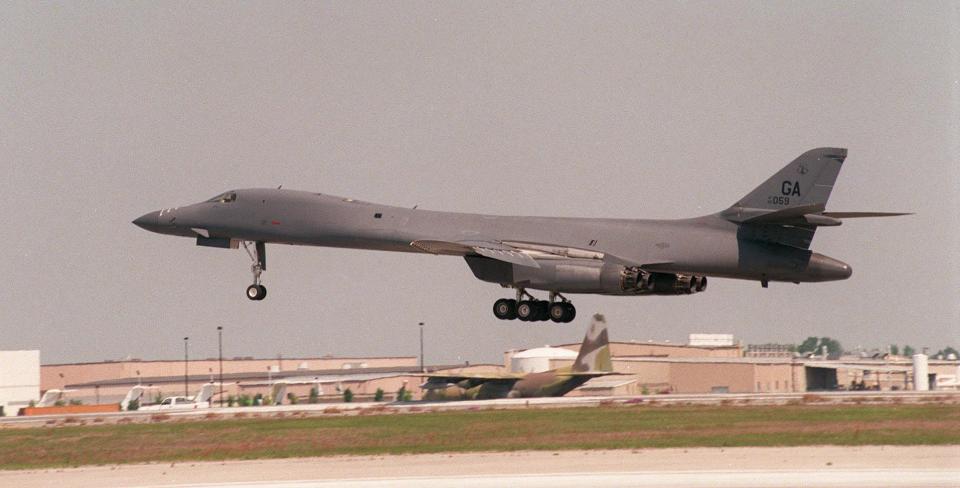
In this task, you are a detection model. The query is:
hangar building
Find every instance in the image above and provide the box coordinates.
[0,350,40,415]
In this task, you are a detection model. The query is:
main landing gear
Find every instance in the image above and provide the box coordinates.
[243,241,267,301]
[493,290,576,323]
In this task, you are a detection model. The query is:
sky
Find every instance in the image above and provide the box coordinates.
[1,2,957,365]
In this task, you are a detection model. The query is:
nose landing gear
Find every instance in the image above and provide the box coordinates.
[492,289,575,323]
[243,241,267,301]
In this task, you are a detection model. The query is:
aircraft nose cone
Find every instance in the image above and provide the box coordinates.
[132,210,161,232]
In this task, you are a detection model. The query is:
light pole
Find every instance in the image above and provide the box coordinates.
[217,326,224,408]
[183,336,189,397]
[419,322,425,373]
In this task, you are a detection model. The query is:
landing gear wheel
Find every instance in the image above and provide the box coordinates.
[562,302,576,323]
[246,284,266,301]
[493,299,518,320]
[548,302,568,323]
[516,300,537,321]
[535,300,550,322]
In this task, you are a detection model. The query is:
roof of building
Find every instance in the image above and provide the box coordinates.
[553,341,740,350]
[513,347,578,359]
[65,363,500,388]
[611,356,795,365]
[44,356,417,367]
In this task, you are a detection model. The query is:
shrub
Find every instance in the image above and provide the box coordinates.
[0,406,4,417]
[343,388,353,403]
[253,393,263,406]
[374,388,384,402]
[396,386,407,402]
[287,392,298,405]
[308,387,320,404]
[127,398,140,411]
[238,394,252,407]
[227,395,236,407]
[68,399,83,406]
[54,400,66,407]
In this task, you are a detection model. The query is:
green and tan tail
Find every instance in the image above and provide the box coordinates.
[572,314,612,373]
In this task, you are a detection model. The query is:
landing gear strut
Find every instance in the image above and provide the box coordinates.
[243,241,267,301]
[492,289,576,323]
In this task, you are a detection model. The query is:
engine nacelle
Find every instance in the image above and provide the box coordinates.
[621,269,707,295]
[465,256,708,296]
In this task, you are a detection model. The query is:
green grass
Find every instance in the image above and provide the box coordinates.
[0,403,957,470]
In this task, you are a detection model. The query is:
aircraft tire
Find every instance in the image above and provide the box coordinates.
[548,302,567,322]
[493,299,518,320]
[246,284,266,301]
[535,301,550,321]
[563,303,576,323]
[516,300,536,321]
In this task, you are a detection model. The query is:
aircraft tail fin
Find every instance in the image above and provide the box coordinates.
[193,383,216,403]
[728,147,846,215]
[719,148,910,249]
[572,314,612,373]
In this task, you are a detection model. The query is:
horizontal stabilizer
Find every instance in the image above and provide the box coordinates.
[822,212,913,218]
[721,204,824,224]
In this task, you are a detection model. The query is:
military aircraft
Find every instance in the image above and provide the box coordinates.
[421,314,616,400]
[134,148,907,322]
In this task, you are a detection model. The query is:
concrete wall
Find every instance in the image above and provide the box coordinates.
[669,362,756,393]
[0,350,40,415]
[555,357,799,394]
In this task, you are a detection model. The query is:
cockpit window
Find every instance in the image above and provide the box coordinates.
[206,191,237,203]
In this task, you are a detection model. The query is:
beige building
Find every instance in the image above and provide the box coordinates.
[52,358,505,406]
[509,339,960,395]
[42,356,418,392]
[556,356,960,395]
[553,357,800,395]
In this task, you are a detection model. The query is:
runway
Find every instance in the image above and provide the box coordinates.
[140,470,959,488]
[3,446,957,488]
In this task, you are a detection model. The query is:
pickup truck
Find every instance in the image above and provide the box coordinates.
[139,396,210,411]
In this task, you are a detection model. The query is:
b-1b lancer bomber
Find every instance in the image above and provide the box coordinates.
[134,148,907,323]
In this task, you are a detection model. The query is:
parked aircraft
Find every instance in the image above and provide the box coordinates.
[134,148,907,322]
[138,383,216,411]
[420,313,616,400]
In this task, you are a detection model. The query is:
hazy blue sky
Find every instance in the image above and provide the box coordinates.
[1,2,957,365]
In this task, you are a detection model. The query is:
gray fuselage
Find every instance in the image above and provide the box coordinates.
[133,188,852,294]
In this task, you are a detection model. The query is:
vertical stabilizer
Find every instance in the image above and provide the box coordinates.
[731,147,846,212]
[572,314,612,372]
[193,383,216,403]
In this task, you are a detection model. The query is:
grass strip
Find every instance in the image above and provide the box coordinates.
[0,403,957,470]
